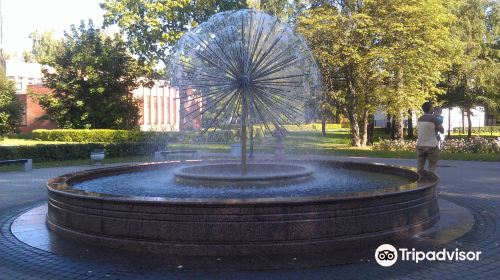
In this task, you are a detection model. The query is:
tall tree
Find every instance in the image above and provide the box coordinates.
[299,0,456,145]
[23,31,60,64]
[100,0,247,75]
[37,21,145,129]
[0,69,23,137]
[440,0,500,138]
[297,1,383,146]
[369,0,455,140]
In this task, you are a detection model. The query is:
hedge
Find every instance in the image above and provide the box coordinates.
[253,123,342,132]
[0,142,168,162]
[452,126,500,134]
[33,129,146,142]
[31,129,250,143]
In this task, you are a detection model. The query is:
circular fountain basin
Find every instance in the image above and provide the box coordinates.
[46,160,439,256]
[174,163,314,186]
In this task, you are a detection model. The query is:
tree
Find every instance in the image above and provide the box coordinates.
[23,31,60,64]
[0,69,24,137]
[37,21,145,129]
[298,0,456,145]
[368,0,455,140]
[297,1,383,146]
[100,0,247,75]
[440,0,500,138]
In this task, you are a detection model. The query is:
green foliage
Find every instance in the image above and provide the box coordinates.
[452,126,500,134]
[248,0,304,22]
[0,142,166,162]
[439,0,500,138]
[23,31,60,64]
[298,0,456,144]
[0,69,24,137]
[374,137,500,153]
[37,21,145,129]
[100,0,247,75]
[32,129,142,142]
[30,129,249,143]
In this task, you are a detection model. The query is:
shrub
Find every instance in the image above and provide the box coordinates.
[0,142,168,162]
[373,139,417,152]
[373,137,500,154]
[32,129,142,142]
[31,129,249,144]
[452,126,500,134]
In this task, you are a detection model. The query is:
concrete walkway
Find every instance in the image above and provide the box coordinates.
[0,157,499,279]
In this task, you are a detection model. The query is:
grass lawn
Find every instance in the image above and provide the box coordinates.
[1,128,498,172]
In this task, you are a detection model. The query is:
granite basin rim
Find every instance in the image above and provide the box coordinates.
[46,159,439,256]
[46,160,435,205]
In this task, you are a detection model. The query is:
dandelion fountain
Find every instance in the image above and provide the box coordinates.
[46,10,439,257]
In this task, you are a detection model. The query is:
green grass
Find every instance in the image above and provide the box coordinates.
[1,128,498,171]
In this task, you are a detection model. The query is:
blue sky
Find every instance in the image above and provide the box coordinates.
[2,0,111,54]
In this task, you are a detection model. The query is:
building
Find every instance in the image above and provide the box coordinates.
[4,59,56,133]
[373,106,494,135]
[5,59,42,93]
[5,60,198,132]
[133,81,180,131]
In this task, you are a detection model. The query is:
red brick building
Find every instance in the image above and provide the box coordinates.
[18,85,57,133]
[17,82,200,133]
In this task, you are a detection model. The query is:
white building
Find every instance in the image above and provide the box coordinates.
[5,59,43,93]
[374,106,487,134]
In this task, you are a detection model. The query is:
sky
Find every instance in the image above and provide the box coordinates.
[2,0,111,55]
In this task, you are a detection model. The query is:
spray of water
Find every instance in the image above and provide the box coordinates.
[172,9,321,174]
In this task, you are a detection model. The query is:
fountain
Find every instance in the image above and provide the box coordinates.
[171,9,321,180]
[46,10,439,257]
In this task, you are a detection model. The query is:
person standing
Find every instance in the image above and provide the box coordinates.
[417,102,444,178]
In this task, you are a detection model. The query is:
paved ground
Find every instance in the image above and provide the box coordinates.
[0,156,499,279]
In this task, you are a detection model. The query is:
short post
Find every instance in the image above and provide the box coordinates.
[23,159,32,172]
[154,151,164,161]
[274,128,285,160]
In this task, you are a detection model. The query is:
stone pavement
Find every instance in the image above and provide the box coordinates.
[0,157,499,279]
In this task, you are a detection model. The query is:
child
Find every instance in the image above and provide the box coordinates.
[433,107,444,148]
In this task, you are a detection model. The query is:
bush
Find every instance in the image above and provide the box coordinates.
[373,137,500,154]
[0,142,168,162]
[32,129,143,142]
[373,139,417,152]
[31,129,249,144]
[253,123,342,132]
[452,126,500,134]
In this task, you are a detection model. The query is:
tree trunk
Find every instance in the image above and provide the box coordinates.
[321,114,326,136]
[447,108,451,138]
[367,114,375,145]
[346,110,361,147]
[407,109,414,139]
[385,114,392,134]
[466,107,472,139]
[461,109,465,135]
[349,117,361,147]
[392,112,404,140]
[360,109,369,147]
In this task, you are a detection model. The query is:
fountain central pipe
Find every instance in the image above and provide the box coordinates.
[241,94,248,175]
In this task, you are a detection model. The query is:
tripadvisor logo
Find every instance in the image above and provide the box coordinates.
[375,244,482,267]
[375,244,398,267]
